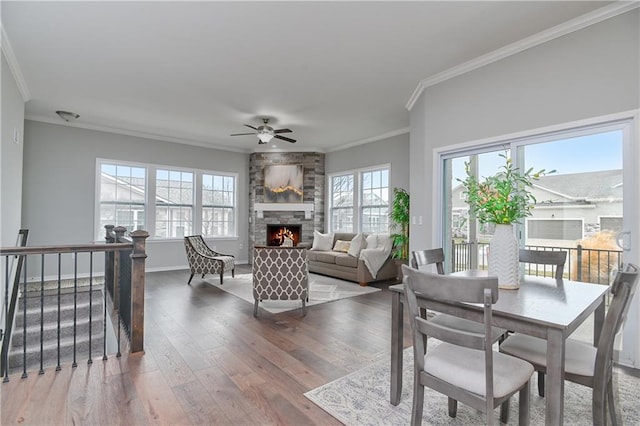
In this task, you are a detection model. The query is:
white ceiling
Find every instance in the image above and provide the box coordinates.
[2,1,613,153]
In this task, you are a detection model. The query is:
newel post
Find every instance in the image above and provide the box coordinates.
[104,224,115,243]
[129,230,149,353]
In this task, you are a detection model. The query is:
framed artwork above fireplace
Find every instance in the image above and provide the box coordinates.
[264,164,303,203]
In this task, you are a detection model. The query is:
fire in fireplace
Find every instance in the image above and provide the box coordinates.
[267,224,301,247]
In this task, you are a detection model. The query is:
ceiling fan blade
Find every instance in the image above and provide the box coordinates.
[244,124,258,130]
[230,132,256,136]
[274,128,292,134]
[274,135,296,143]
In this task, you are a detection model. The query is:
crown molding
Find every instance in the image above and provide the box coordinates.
[325,127,410,153]
[406,2,640,111]
[26,114,250,154]
[1,24,31,101]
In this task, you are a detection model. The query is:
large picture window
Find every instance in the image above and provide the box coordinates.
[202,174,235,237]
[96,160,237,239]
[155,169,193,238]
[328,165,390,234]
[98,163,146,237]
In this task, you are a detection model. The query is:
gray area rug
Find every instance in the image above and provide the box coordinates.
[305,341,640,425]
[205,273,380,314]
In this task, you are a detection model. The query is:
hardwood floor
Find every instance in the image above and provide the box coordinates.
[1,266,410,425]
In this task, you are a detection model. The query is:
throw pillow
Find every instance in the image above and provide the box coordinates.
[333,240,351,253]
[348,233,365,257]
[311,230,334,251]
[365,233,378,250]
[377,233,394,253]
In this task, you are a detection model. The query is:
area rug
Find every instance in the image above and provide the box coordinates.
[304,341,640,425]
[205,273,380,314]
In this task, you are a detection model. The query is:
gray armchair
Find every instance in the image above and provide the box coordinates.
[184,235,235,285]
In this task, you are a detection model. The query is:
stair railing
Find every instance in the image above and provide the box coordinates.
[0,227,148,381]
[1,229,29,378]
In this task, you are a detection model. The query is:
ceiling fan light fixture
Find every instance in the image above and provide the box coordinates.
[56,110,80,122]
[258,132,274,143]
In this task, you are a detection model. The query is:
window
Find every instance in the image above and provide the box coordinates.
[202,174,235,237]
[328,165,390,234]
[98,163,146,237]
[361,168,389,233]
[155,169,193,238]
[96,159,237,239]
[330,174,354,232]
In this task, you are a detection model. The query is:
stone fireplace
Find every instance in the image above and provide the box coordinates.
[266,224,301,246]
[249,152,325,258]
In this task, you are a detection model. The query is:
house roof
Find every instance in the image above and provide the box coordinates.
[535,169,622,202]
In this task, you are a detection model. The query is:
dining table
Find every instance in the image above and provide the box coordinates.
[389,270,610,425]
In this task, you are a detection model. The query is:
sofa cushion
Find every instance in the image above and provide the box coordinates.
[334,253,358,268]
[311,231,334,251]
[315,252,339,264]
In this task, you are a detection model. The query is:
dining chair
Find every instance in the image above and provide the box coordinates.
[500,263,639,426]
[518,248,567,396]
[519,248,567,280]
[411,249,507,344]
[402,265,533,425]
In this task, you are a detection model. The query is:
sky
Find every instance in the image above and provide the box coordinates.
[451,130,623,182]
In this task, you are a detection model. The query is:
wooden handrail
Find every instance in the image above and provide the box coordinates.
[0,243,132,256]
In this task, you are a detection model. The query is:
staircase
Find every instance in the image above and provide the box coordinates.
[9,284,105,373]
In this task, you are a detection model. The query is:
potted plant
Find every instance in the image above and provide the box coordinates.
[390,187,410,280]
[459,152,552,288]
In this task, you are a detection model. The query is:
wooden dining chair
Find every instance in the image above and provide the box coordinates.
[500,263,639,426]
[519,248,567,280]
[518,248,567,396]
[402,265,533,425]
[411,249,507,344]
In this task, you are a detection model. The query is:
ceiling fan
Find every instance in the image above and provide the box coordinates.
[230,118,296,144]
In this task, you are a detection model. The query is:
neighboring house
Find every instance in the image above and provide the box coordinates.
[451,170,623,246]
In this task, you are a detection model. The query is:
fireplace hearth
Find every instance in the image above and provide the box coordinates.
[267,224,302,246]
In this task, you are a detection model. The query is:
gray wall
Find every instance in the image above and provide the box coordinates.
[1,53,25,247]
[325,133,410,192]
[409,10,640,251]
[22,120,249,276]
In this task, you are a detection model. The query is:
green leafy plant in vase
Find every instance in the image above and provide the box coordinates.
[458,152,553,288]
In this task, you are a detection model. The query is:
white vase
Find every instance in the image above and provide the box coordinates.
[488,223,520,289]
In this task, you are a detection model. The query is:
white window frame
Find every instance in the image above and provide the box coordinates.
[327,163,391,233]
[201,172,238,238]
[95,158,238,241]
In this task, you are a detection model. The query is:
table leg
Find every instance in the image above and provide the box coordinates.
[390,291,403,405]
[594,295,606,345]
[545,329,565,425]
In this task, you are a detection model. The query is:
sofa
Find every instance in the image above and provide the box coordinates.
[307,232,397,286]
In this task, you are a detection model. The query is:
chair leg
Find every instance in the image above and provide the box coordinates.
[411,378,424,426]
[500,399,510,424]
[593,378,607,426]
[202,274,205,278]
[220,265,224,285]
[253,300,259,317]
[448,397,457,418]
[518,381,530,426]
[301,299,307,316]
[607,379,618,426]
[232,268,235,278]
[188,273,194,285]
[538,372,545,397]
